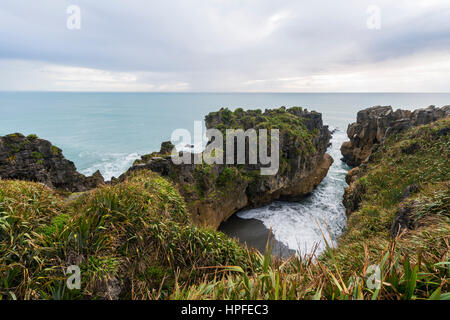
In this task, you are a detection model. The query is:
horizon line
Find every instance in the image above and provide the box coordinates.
[1,91,450,94]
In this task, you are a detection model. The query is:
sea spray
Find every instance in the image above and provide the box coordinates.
[81,152,142,181]
[236,128,350,256]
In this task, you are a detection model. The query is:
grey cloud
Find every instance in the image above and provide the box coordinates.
[0,0,449,91]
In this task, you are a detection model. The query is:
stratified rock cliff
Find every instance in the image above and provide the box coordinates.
[341,105,450,167]
[328,115,449,288]
[0,133,104,192]
[122,107,332,229]
[341,105,450,216]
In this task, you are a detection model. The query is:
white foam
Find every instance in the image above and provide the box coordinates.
[237,128,350,256]
[81,132,207,181]
[80,151,142,181]
[79,128,350,256]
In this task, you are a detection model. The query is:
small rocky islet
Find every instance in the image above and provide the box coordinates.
[121,107,333,229]
[0,105,448,300]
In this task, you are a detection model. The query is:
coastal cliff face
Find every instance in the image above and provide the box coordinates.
[341,105,450,216]
[341,105,450,167]
[327,116,449,283]
[122,107,333,229]
[0,133,104,192]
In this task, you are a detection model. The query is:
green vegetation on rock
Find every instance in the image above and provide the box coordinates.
[27,134,38,140]
[51,145,61,155]
[322,118,450,297]
[205,106,317,155]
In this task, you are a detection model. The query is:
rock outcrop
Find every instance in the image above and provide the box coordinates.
[0,133,104,192]
[341,105,450,167]
[341,105,450,216]
[121,107,333,229]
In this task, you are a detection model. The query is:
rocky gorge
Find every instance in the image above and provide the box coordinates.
[1,105,447,233]
[0,106,333,231]
[120,107,333,229]
[0,104,448,300]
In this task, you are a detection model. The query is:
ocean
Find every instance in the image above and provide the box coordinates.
[1,92,449,255]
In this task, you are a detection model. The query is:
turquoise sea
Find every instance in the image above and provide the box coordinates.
[1,92,449,255]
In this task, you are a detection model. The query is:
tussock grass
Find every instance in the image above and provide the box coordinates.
[169,234,448,300]
[169,119,449,300]
[0,179,66,299]
[1,171,250,299]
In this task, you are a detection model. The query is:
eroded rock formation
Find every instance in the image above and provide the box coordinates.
[341,105,450,167]
[341,105,450,216]
[0,133,104,192]
[122,107,333,229]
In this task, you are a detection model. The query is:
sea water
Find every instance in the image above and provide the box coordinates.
[235,129,350,256]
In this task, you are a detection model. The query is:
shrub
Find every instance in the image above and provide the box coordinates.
[65,170,250,298]
[27,134,38,140]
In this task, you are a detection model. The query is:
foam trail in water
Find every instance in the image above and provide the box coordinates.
[237,128,351,256]
[80,151,142,181]
[81,130,208,181]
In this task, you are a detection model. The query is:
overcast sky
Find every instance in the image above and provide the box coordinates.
[0,0,449,92]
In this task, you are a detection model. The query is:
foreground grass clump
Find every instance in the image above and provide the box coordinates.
[66,170,251,298]
[170,119,449,300]
[0,170,251,299]
[172,238,448,300]
[0,179,65,299]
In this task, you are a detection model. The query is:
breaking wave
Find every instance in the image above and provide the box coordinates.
[237,128,351,256]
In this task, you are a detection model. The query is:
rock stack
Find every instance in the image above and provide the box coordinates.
[0,133,104,192]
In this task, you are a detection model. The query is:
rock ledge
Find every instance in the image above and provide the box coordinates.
[0,133,104,192]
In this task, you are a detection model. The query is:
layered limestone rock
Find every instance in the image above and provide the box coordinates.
[341,105,450,216]
[0,133,104,192]
[122,107,333,229]
[341,105,450,167]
